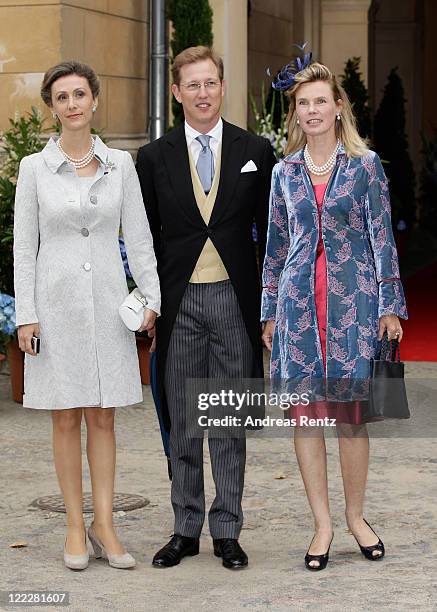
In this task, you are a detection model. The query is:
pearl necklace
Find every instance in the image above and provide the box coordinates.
[304,140,340,176]
[57,137,95,169]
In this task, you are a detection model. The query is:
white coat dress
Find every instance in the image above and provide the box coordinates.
[13,136,160,409]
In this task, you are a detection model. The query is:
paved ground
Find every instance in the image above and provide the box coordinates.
[0,359,436,612]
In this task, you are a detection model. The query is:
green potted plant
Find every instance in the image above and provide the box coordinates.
[0,107,49,401]
[0,293,16,374]
[0,293,22,398]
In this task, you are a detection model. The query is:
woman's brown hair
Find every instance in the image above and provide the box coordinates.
[41,61,100,107]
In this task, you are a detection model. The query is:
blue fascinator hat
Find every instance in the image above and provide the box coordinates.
[268,43,313,92]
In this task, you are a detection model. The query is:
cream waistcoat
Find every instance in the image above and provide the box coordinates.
[188,144,229,283]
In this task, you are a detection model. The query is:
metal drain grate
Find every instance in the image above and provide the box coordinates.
[30,493,149,513]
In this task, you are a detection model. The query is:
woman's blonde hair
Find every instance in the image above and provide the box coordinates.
[284,62,368,158]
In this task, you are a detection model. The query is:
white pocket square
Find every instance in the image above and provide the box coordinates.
[240,160,257,173]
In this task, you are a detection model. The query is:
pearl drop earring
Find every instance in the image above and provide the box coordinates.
[336,113,341,120]
[52,112,57,119]
[297,118,300,125]
[92,106,96,113]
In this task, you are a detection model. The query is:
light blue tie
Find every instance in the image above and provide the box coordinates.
[196,134,214,193]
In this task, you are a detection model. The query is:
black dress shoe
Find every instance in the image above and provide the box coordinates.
[213,538,248,569]
[152,534,199,568]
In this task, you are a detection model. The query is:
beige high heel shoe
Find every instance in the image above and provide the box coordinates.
[63,534,89,570]
[88,524,136,569]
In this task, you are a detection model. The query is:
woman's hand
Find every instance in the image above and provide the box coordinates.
[378,315,403,342]
[262,320,275,351]
[138,308,156,334]
[17,323,40,355]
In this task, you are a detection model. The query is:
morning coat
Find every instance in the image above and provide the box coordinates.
[136,120,276,430]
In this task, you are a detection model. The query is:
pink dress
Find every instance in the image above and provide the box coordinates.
[314,183,329,366]
[289,182,366,424]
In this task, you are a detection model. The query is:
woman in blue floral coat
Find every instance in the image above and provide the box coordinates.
[261,62,407,570]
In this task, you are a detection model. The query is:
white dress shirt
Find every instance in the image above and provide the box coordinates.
[184,118,223,165]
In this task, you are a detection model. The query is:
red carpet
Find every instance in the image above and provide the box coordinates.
[400,261,437,361]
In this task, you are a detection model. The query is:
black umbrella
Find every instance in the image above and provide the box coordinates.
[150,351,172,480]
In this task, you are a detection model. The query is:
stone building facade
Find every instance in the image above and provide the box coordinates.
[0,0,435,172]
[0,1,148,153]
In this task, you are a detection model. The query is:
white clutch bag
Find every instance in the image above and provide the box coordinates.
[119,288,148,331]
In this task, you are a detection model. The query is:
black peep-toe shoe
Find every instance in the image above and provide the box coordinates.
[304,533,334,571]
[353,519,385,561]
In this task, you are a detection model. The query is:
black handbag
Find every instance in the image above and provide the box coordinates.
[365,333,410,420]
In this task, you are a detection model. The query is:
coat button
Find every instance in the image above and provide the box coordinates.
[83,262,91,271]
[90,195,97,205]
[207,228,213,237]
[81,228,89,237]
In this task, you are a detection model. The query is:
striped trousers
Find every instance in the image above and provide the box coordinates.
[164,280,254,539]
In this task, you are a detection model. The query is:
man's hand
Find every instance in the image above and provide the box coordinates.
[378,314,403,342]
[17,323,40,356]
[262,320,275,351]
[148,325,156,353]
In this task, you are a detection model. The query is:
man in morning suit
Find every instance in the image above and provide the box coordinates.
[136,46,276,570]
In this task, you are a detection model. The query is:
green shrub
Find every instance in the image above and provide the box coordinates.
[373,68,416,229]
[167,0,213,127]
[0,107,49,297]
[340,57,371,140]
[419,132,437,230]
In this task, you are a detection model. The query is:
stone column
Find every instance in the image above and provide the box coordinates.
[209,0,248,128]
[247,0,294,130]
[294,0,321,60]
[320,0,371,81]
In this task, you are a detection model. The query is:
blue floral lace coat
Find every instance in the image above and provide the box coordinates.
[261,145,408,388]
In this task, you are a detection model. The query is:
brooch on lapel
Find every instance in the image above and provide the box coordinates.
[104,160,116,175]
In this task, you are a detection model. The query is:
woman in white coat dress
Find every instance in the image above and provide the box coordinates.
[13,61,160,570]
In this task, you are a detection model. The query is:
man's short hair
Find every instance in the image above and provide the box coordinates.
[172,46,224,85]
